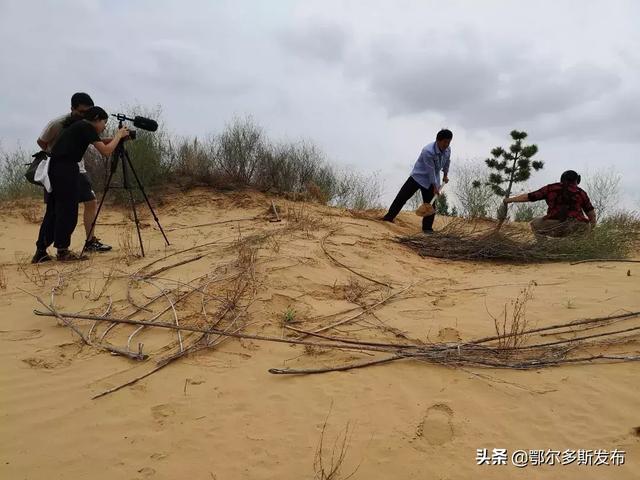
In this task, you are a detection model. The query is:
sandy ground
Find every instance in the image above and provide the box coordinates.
[0,189,638,480]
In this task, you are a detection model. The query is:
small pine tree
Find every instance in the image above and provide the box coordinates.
[435,191,450,216]
[450,205,459,217]
[474,130,544,223]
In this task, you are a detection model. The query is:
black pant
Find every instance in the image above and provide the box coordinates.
[36,162,79,250]
[384,176,436,231]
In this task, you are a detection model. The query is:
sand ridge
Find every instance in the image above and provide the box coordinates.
[1,188,639,479]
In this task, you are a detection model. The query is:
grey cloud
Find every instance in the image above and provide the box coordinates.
[331,31,636,144]
[278,21,350,63]
[531,89,640,142]
[357,40,622,128]
[1,0,638,208]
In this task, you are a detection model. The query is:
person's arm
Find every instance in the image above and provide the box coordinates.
[421,151,440,194]
[582,191,597,229]
[37,118,61,152]
[442,151,450,184]
[503,193,530,204]
[92,127,128,157]
[506,185,548,204]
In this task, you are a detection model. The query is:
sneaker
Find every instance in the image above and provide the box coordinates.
[421,229,435,234]
[31,250,52,264]
[57,249,88,262]
[84,237,112,252]
[381,216,394,223]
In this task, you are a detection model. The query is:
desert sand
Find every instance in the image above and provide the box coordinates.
[1,189,638,480]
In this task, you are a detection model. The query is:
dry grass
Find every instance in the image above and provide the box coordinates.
[16,254,49,287]
[306,181,331,204]
[284,204,327,233]
[400,216,639,263]
[339,276,378,305]
[73,263,118,301]
[212,237,261,318]
[125,207,151,224]
[313,408,358,480]
[304,344,330,356]
[490,282,534,352]
[118,227,141,265]
[20,204,41,224]
[267,234,281,253]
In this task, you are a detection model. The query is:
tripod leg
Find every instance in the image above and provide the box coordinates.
[123,151,170,246]
[81,162,117,257]
[122,155,145,257]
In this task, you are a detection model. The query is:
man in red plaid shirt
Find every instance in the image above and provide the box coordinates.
[503,170,597,237]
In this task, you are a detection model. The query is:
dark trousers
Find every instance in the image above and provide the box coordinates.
[36,162,79,250]
[384,176,436,231]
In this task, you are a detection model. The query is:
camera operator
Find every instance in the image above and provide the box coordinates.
[36,92,113,257]
[33,107,129,262]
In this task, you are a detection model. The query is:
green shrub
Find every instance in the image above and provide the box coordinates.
[0,145,40,200]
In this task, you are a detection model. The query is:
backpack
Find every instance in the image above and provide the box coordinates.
[24,151,48,186]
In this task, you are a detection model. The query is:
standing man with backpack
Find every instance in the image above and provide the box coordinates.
[33,92,112,263]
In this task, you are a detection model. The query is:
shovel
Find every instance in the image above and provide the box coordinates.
[415,185,445,217]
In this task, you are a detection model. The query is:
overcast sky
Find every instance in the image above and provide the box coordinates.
[1,0,638,207]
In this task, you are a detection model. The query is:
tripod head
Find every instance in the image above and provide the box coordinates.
[109,113,158,172]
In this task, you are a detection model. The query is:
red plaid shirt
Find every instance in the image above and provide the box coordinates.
[528,183,594,222]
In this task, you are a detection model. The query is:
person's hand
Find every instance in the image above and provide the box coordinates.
[443,175,449,184]
[502,197,510,205]
[117,126,130,139]
[433,185,440,195]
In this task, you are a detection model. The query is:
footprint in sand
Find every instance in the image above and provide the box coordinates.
[151,404,176,427]
[437,327,461,343]
[415,403,455,446]
[0,329,42,341]
[22,343,82,369]
[137,466,156,478]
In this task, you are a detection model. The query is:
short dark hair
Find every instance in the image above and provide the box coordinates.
[436,129,453,141]
[71,92,94,109]
[560,170,581,184]
[84,106,108,121]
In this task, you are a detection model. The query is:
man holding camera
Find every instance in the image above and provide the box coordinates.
[36,92,112,258]
[34,106,129,262]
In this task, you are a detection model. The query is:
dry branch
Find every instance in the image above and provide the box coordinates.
[321,229,391,287]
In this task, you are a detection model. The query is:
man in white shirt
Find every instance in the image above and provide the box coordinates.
[37,92,111,253]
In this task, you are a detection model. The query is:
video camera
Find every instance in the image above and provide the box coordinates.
[111,113,159,141]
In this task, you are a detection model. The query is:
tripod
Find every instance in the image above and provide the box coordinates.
[82,129,170,257]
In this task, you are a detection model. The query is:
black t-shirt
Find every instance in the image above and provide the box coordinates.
[50,120,100,164]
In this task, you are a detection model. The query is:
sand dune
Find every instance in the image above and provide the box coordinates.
[1,189,638,479]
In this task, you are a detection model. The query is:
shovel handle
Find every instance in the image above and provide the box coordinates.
[430,184,445,205]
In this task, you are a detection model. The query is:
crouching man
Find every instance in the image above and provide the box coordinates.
[503,170,596,237]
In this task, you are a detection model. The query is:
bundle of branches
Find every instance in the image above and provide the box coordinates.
[398,217,638,262]
[36,305,639,372]
[268,308,640,374]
